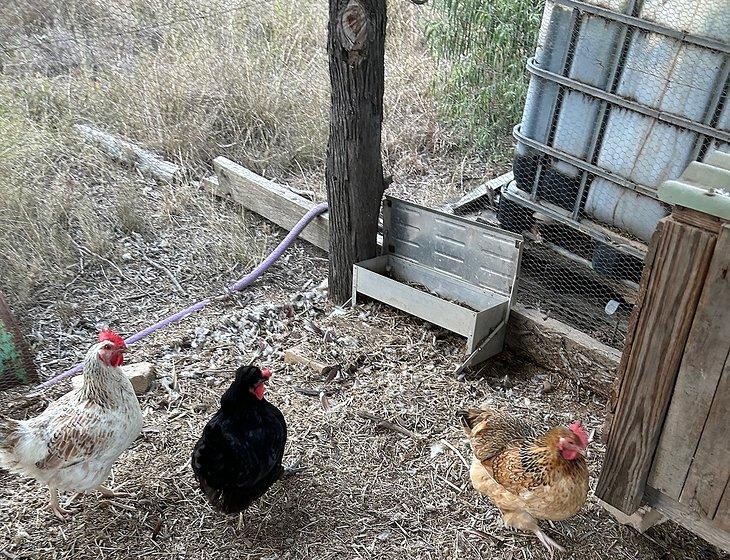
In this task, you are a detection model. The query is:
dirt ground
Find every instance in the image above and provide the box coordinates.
[0,204,726,560]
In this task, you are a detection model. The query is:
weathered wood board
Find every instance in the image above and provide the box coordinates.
[75,124,182,183]
[715,484,730,533]
[650,225,730,501]
[680,357,730,518]
[210,157,330,251]
[646,487,730,552]
[596,217,717,514]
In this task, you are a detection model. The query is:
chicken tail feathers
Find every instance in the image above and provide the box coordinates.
[0,415,20,460]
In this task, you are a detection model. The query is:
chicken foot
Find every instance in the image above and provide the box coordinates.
[48,487,76,520]
[96,484,133,498]
[502,509,565,557]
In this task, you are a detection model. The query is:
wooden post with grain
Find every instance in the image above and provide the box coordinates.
[596,152,730,552]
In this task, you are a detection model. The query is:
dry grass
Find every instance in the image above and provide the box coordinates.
[0,0,461,308]
[1,276,726,559]
[2,3,723,558]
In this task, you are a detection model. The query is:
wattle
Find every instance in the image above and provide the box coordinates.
[252,383,265,400]
[561,449,579,461]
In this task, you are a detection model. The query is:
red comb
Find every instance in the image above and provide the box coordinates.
[99,329,126,347]
[569,421,589,448]
[261,367,272,379]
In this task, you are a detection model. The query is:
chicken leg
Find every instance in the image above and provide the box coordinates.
[48,487,74,520]
[502,509,565,557]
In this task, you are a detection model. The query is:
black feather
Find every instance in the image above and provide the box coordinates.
[191,365,287,514]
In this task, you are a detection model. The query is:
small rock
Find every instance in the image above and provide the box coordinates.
[13,529,30,544]
[541,380,554,394]
[70,361,155,395]
[123,362,156,394]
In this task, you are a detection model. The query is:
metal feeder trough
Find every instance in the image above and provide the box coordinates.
[353,196,523,369]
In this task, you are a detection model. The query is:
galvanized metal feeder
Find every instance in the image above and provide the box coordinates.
[353,196,523,369]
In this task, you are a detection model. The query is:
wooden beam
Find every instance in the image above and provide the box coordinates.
[74,124,182,183]
[451,171,514,214]
[210,157,330,251]
[596,217,718,514]
[680,358,730,518]
[598,500,666,533]
[645,487,730,553]
[649,225,730,501]
[505,303,620,399]
[284,346,336,375]
[715,483,730,533]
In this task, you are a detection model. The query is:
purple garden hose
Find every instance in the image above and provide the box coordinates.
[34,202,329,391]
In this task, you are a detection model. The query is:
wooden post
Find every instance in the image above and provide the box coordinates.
[596,212,718,514]
[326,0,388,303]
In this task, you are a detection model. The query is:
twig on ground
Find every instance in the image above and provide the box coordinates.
[141,255,187,295]
[440,438,471,470]
[357,410,424,441]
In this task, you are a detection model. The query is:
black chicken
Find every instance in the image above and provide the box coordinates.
[191,365,287,514]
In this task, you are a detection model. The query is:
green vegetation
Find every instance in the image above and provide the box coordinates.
[428,0,542,162]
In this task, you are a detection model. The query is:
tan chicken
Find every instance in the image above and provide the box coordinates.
[0,330,143,519]
[458,407,589,555]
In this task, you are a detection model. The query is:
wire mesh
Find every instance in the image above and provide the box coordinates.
[1,0,728,397]
[0,0,334,392]
[454,0,729,349]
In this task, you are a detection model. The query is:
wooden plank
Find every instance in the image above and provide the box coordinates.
[650,225,730,500]
[680,358,730,518]
[645,486,730,553]
[506,302,621,400]
[211,157,330,251]
[608,218,667,414]
[283,346,335,374]
[600,217,666,435]
[714,481,730,532]
[451,171,514,214]
[74,124,182,183]
[673,206,725,233]
[595,217,718,514]
[599,500,666,533]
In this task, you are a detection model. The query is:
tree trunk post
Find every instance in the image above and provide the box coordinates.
[326,0,387,303]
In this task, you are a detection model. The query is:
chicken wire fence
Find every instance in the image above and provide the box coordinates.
[0,0,328,393]
[450,0,729,349]
[1,0,729,392]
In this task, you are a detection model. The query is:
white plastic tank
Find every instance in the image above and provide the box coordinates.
[509,0,728,252]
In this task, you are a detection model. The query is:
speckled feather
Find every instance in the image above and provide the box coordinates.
[0,341,142,493]
[459,407,588,522]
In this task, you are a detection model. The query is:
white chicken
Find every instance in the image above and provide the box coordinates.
[0,330,143,519]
